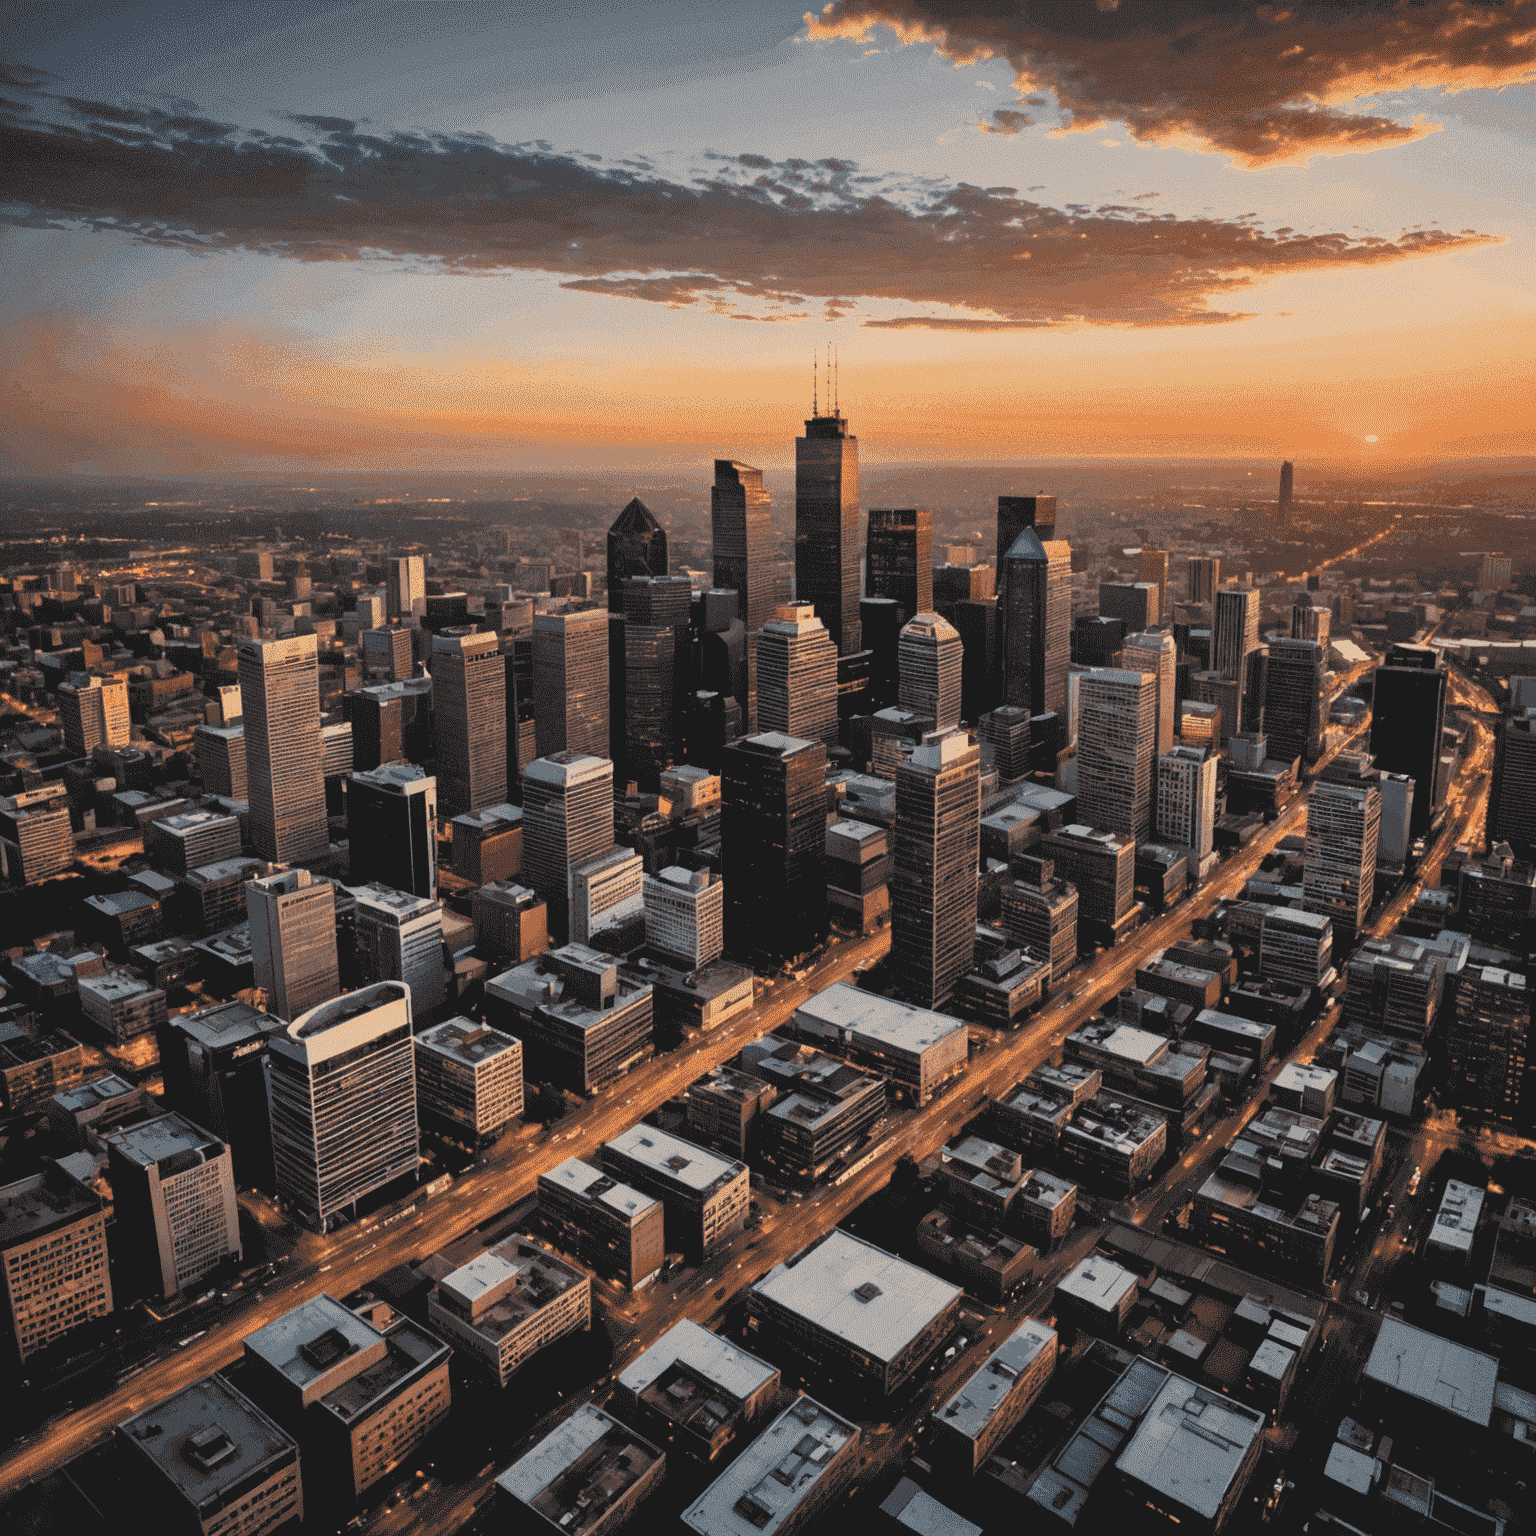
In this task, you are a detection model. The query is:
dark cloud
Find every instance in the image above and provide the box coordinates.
[0,85,1496,328]
[806,0,1536,165]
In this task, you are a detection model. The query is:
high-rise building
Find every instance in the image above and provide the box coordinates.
[533,608,610,759]
[893,730,980,1009]
[1292,599,1330,646]
[1138,549,1170,619]
[347,764,438,899]
[997,495,1056,565]
[247,868,341,1023]
[866,509,933,624]
[998,528,1071,718]
[106,1113,241,1299]
[345,677,432,771]
[713,460,774,728]
[1370,643,1447,839]
[756,605,839,748]
[644,867,725,967]
[267,981,418,1232]
[521,751,615,937]
[353,882,445,1016]
[621,576,691,789]
[57,675,130,756]
[1213,586,1260,682]
[570,844,645,950]
[795,405,861,655]
[430,630,506,818]
[1263,638,1327,766]
[721,732,827,964]
[898,613,964,732]
[194,723,246,799]
[1124,631,1177,763]
[1187,556,1221,605]
[607,497,668,611]
[1076,669,1158,844]
[1481,553,1514,591]
[238,634,328,865]
[386,555,426,619]
[1099,581,1159,631]
[362,625,414,682]
[1278,459,1295,515]
[1304,781,1380,946]
[1488,711,1536,861]
[1157,745,1218,866]
[1446,964,1529,1126]
[0,795,74,884]
[415,1018,525,1142]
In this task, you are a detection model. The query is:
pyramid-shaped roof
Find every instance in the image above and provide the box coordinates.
[610,497,661,536]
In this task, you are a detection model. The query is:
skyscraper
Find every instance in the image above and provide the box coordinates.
[533,608,610,760]
[1291,599,1330,647]
[712,460,775,729]
[267,981,418,1232]
[1213,586,1260,682]
[607,498,668,612]
[1137,549,1170,619]
[860,596,903,711]
[194,722,247,799]
[620,575,693,789]
[721,732,828,965]
[353,882,446,1015]
[997,495,1056,565]
[1123,631,1177,763]
[1278,460,1295,516]
[247,868,340,1022]
[1099,581,1159,631]
[997,528,1071,718]
[521,751,615,938]
[1156,745,1218,867]
[893,730,980,1009]
[348,764,438,899]
[362,625,414,682]
[1369,643,1447,840]
[1488,711,1536,861]
[1077,669,1158,844]
[866,509,934,624]
[431,630,507,818]
[57,675,130,756]
[237,634,328,866]
[898,613,964,732]
[1262,638,1327,767]
[795,406,860,656]
[1187,557,1221,605]
[756,605,839,748]
[386,555,426,620]
[1303,781,1380,946]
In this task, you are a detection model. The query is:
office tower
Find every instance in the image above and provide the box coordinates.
[1213,586,1260,682]
[894,730,980,1009]
[348,764,438,899]
[194,722,247,798]
[1076,669,1157,844]
[607,497,668,611]
[1263,638,1326,766]
[344,678,432,772]
[452,801,521,886]
[386,554,426,619]
[533,608,610,759]
[362,625,413,681]
[1099,581,1159,631]
[1278,459,1294,515]
[238,549,275,581]
[795,402,861,655]
[1481,553,1514,590]
[1369,643,1447,839]
[867,508,933,623]
[1187,556,1221,604]
[1138,549,1170,619]
[146,809,241,876]
[644,866,725,967]
[247,868,340,1022]
[997,494,1056,566]
[521,751,615,937]
[756,605,838,748]
[1489,711,1536,860]
[622,576,691,789]
[1304,781,1380,946]
[267,981,418,1232]
[980,704,1032,781]
[1446,963,1530,1125]
[1292,599,1330,646]
[860,596,903,711]
[431,629,506,818]
[416,1018,525,1142]
[712,462,775,701]
[570,844,645,950]
[238,634,328,864]
[106,1113,240,1299]
[473,881,549,968]
[898,613,963,732]
[0,1162,113,1362]
[721,732,827,964]
[0,795,74,884]
[950,598,999,722]
[57,675,130,756]
[353,883,446,1015]
[354,591,386,630]
[1157,745,1218,866]
[998,528,1071,718]
[1124,631,1177,762]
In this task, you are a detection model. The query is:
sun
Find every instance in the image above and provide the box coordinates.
[1364,434,1379,443]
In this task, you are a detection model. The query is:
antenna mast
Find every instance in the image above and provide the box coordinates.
[812,349,818,417]
[834,346,839,414]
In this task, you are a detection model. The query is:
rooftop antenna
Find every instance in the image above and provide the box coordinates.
[812,348,818,417]
[834,345,840,415]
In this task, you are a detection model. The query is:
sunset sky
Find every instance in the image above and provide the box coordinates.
[3,0,1533,476]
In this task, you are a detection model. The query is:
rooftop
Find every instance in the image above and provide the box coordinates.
[1426,1180,1485,1255]
[53,1073,138,1114]
[0,1164,103,1246]
[416,1016,521,1068]
[171,999,284,1051]
[604,1125,745,1196]
[498,1404,661,1535]
[934,1319,1056,1442]
[793,981,965,1056]
[880,1479,982,1536]
[540,1156,660,1224]
[1057,1256,1138,1314]
[243,1293,382,1393]
[105,1113,223,1172]
[618,1319,779,1405]
[1362,1317,1497,1428]
[433,1236,587,1340]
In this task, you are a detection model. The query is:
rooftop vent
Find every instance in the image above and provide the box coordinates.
[853,1281,883,1303]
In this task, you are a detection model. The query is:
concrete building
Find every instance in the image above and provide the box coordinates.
[756,605,839,748]
[78,968,167,1042]
[644,866,725,967]
[0,1026,86,1115]
[930,1318,1057,1474]
[238,633,328,865]
[247,868,340,1024]
[427,1235,590,1387]
[570,844,645,950]
[1076,668,1158,843]
[1060,1092,1167,1193]
[532,608,610,760]
[0,794,74,883]
[451,802,522,886]
[1055,1254,1140,1333]
[1304,781,1380,945]
[1446,964,1529,1124]
[496,1402,664,1536]
[1157,745,1218,869]
[600,1124,750,1261]
[472,880,548,969]
[268,982,418,1233]
[116,1374,302,1536]
[1425,1179,1484,1265]
[521,751,615,939]
[1361,1317,1497,1436]
[747,1228,962,1396]
[352,882,445,1016]
[348,764,438,899]
[145,809,242,877]
[106,1113,240,1299]
[1001,856,1079,985]
[938,1135,1027,1228]
[361,624,414,681]
[195,723,248,799]
[431,629,507,817]
[537,1156,666,1290]
[1018,1169,1078,1250]
[866,507,933,624]
[898,613,962,732]
[386,554,426,619]
[686,1063,778,1160]
[414,1018,523,1141]
[58,675,130,756]
[1042,824,1137,951]
[712,461,774,729]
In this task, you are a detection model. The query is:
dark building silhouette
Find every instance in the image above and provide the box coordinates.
[1488,710,1536,861]
[607,498,668,612]
[860,597,903,711]
[998,528,1071,718]
[866,509,933,624]
[1262,638,1326,767]
[721,732,827,965]
[997,495,1057,565]
[1278,460,1295,516]
[1369,644,1447,839]
[796,408,861,655]
[348,764,439,899]
[712,461,774,728]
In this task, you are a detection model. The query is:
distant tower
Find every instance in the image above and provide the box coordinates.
[57,676,130,756]
[386,555,426,619]
[866,509,934,624]
[621,575,693,790]
[1263,638,1327,767]
[997,528,1071,718]
[607,498,667,612]
[893,730,980,1009]
[1137,549,1170,620]
[997,495,1057,566]
[1278,461,1295,516]
[1488,711,1536,860]
[237,634,328,865]
[1123,631,1177,761]
[533,608,610,760]
[712,460,775,727]
[1076,669,1158,844]
[1291,599,1330,647]
[1099,581,1159,631]
[795,389,861,656]
[898,613,964,732]
[1187,557,1221,605]
[431,630,507,818]
[1369,644,1448,840]
[756,605,839,748]
[1213,586,1260,682]
[1303,780,1379,946]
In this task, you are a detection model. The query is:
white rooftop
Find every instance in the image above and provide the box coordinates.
[751,1229,961,1365]
[1248,1339,1296,1383]
[1058,1257,1138,1314]
[1103,1024,1168,1066]
[1325,1442,1376,1496]
[1427,1179,1484,1255]
[243,1293,380,1389]
[497,1403,619,1503]
[1362,1317,1497,1428]
[934,1319,1056,1442]
[540,1156,658,1223]
[605,1124,745,1194]
[617,1319,778,1404]
[793,981,965,1056]
[1274,1062,1336,1094]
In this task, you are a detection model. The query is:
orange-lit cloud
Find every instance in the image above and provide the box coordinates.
[0,82,1496,330]
[805,0,1536,165]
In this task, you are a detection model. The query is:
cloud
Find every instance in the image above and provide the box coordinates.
[803,0,1536,165]
[0,84,1497,329]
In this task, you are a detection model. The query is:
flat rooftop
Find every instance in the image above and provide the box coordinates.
[434,1236,587,1341]
[1427,1180,1484,1254]
[751,1228,961,1364]
[1363,1317,1497,1428]
[416,1017,521,1069]
[53,1073,138,1114]
[498,1403,661,1534]
[171,999,284,1050]
[318,1317,449,1424]
[618,1319,778,1404]
[0,1165,102,1245]
[793,981,965,1056]
[243,1293,381,1393]
[934,1319,1056,1442]
[1057,1256,1138,1313]
[105,1113,223,1171]
[540,1157,659,1225]
[604,1125,745,1196]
